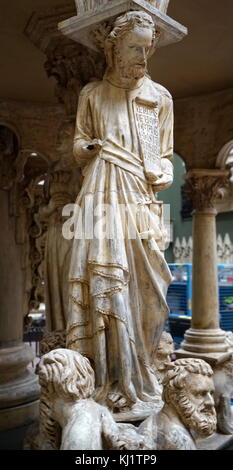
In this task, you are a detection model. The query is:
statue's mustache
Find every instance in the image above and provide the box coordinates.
[131,62,146,66]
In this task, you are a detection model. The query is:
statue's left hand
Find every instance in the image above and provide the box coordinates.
[152,158,173,192]
[152,173,173,192]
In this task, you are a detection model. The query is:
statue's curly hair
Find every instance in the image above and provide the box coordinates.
[162,358,213,404]
[97,11,159,69]
[108,11,156,42]
[38,349,95,449]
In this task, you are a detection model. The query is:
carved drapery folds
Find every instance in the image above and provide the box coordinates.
[184,169,230,213]
[23,6,106,332]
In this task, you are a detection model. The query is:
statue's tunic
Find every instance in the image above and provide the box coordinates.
[67,75,173,406]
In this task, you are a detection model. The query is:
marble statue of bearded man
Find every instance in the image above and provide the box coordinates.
[66,11,174,413]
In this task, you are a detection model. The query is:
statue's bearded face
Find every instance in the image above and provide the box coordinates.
[114,26,153,80]
[173,374,216,437]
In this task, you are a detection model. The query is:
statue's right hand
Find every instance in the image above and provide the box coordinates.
[74,138,104,166]
[82,139,104,157]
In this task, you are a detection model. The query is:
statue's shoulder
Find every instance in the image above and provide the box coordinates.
[80,80,102,97]
[158,423,195,450]
[147,78,172,100]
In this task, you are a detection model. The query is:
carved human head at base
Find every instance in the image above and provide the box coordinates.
[38,348,95,401]
[105,11,157,81]
[163,358,216,437]
[156,331,174,363]
[37,349,96,449]
[154,331,174,383]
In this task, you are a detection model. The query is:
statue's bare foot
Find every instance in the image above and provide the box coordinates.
[107,392,131,412]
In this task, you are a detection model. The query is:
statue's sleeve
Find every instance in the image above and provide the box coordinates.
[73,87,94,167]
[160,95,174,178]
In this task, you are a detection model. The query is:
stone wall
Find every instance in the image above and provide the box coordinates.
[174,87,233,169]
[0,100,66,163]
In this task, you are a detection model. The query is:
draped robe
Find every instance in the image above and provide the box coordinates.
[67,75,174,407]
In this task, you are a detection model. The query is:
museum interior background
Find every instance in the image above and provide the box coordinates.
[0,0,233,450]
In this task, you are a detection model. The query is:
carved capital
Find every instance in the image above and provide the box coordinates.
[59,0,187,52]
[24,5,105,118]
[44,42,104,117]
[184,169,230,213]
[74,0,170,15]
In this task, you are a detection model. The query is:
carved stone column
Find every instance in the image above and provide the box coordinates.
[0,127,40,436]
[0,190,40,433]
[176,169,231,365]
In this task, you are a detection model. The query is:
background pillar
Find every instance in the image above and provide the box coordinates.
[176,169,231,365]
[0,190,39,435]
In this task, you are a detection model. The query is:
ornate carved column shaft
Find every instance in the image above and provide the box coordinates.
[176,169,231,364]
[0,127,50,436]
[0,190,40,432]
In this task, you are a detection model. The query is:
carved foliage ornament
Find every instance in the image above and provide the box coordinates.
[44,43,105,117]
[75,0,108,15]
[75,0,170,15]
[184,171,230,212]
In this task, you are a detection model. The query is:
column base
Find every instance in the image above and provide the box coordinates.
[176,328,231,366]
[0,400,39,432]
[0,343,40,431]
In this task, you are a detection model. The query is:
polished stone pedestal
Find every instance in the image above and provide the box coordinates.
[0,343,40,433]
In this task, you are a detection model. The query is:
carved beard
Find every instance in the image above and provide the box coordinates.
[174,394,217,438]
[116,53,147,80]
[125,64,146,79]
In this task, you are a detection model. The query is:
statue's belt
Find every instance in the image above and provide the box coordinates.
[99,142,148,182]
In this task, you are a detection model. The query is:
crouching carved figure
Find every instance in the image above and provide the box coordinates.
[157,358,217,450]
[35,352,217,450]
[37,348,156,450]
